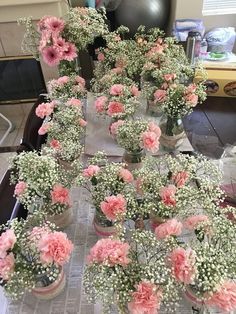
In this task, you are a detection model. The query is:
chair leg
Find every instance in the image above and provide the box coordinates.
[0,113,14,146]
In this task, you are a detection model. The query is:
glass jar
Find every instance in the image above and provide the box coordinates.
[159,115,184,151]
[93,208,116,237]
[122,150,146,171]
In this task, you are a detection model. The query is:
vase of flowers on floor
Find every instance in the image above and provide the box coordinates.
[0,214,73,300]
[112,119,161,171]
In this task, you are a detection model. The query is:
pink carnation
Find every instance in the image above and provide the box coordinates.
[119,168,133,183]
[83,165,100,177]
[38,122,52,135]
[75,76,86,87]
[185,83,197,94]
[0,253,15,281]
[141,131,160,153]
[155,219,183,239]
[184,215,209,230]
[148,122,161,138]
[50,139,61,150]
[107,101,124,116]
[44,16,65,33]
[97,52,105,61]
[0,230,16,259]
[63,42,77,61]
[79,118,87,127]
[205,281,236,312]
[51,184,70,206]
[95,96,107,113]
[147,44,164,57]
[159,185,177,207]
[153,89,167,103]
[66,98,82,107]
[42,46,61,67]
[87,238,130,267]
[109,119,124,136]
[172,171,189,188]
[14,181,27,197]
[100,194,127,221]
[131,86,140,97]
[164,73,176,82]
[57,76,69,85]
[185,93,198,107]
[169,247,196,284]
[38,231,73,266]
[110,84,124,96]
[128,281,163,314]
[35,102,54,119]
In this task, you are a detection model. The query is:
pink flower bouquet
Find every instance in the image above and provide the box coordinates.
[113,119,161,155]
[0,214,73,300]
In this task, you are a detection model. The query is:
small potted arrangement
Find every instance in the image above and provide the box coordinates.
[111,119,161,170]
[0,214,73,300]
[84,228,180,313]
[134,154,223,229]
[10,151,73,228]
[47,74,87,102]
[18,8,108,73]
[94,79,141,123]
[41,101,87,168]
[169,213,236,314]
[76,153,138,236]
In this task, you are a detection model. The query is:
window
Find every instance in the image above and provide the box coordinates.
[202,0,236,15]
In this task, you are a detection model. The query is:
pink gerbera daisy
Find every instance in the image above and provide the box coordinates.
[42,46,61,66]
[63,43,78,61]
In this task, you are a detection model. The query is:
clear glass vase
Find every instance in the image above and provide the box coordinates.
[93,208,116,237]
[122,150,146,171]
[159,115,185,151]
[184,286,208,314]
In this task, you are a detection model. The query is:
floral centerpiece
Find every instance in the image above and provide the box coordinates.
[94,80,141,121]
[111,119,161,169]
[47,74,86,101]
[18,8,108,73]
[41,100,86,164]
[10,151,73,227]
[167,212,236,313]
[76,153,138,236]
[0,214,73,300]
[84,229,180,313]
[134,154,223,228]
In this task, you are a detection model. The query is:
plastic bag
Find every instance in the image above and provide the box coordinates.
[173,19,205,41]
[205,27,236,53]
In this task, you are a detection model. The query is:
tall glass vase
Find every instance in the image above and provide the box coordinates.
[159,114,184,151]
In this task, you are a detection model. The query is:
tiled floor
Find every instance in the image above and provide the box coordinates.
[0,103,33,179]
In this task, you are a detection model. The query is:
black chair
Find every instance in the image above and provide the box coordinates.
[0,94,48,224]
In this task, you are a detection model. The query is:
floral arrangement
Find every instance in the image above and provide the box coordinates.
[94,81,140,119]
[112,119,161,154]
[10,151,72,215]
[41,101,86,162]
[18,8,108,70]
[134,154,223,221]
[84,229,180,313]
[166,211,236,313]
[77,153,138,222]
[0,214,73,300]
[47,74,86,101]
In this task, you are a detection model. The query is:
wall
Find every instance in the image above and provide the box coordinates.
[171,0,236,50]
